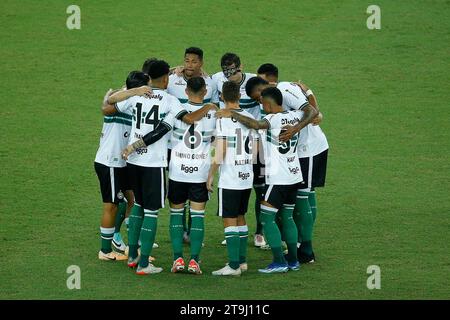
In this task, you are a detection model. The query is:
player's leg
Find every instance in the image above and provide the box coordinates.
[126,164,144,266]
[168,179,188,273]
[94,162,127,261]
[136,167,165,275]
[280,186,300,271]
[212,189,241,276]
[187,182,208,274]
[253,159,266,247]
[237,188,251,271]
[258,185,288,273]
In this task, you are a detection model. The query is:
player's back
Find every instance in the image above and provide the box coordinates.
[260,111,303,186]
[216,109,257,190]
[94,111,132,168]
[277,81,329,158]
[169,102,216,183]
[115,88,177,167]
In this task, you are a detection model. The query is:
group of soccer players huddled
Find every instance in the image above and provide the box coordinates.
[94,47,329,276]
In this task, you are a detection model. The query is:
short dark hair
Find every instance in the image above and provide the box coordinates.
[261,87,283,106]
[186,76,206,93]
[147,60,170,80]
[126,71,150,89]
[142,57,158,75]
[220,52,241,67]
[185,47,203,60]
[245,76,269,97]
[222,81,240,103]
[257,63,279,78]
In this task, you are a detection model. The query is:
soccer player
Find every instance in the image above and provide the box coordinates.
[168,76,217,275]
[108,62,216,275]
[212,53,266,248]
[216,87,305,273]
[95,76,151,261]
[167,47,219,244]
[247,66,327,263]
[207,81,257,276]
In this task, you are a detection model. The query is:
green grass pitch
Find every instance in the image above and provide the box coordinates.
[1,0,449,299]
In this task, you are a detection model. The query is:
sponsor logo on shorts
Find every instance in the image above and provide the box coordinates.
[181,164,199,173]
[238,172,251,180]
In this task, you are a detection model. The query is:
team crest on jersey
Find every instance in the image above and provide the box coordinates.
[175,80,185,86]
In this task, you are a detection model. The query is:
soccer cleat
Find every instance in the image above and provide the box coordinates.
[153,242,159,249]
[171,257,185,273]
[112,236,127,253]
[127,256,140,268]
[212,265,242,276]
[221,239,227,246]
[98,250,128,261]
[225,262,248,272]
[254,234,266,247]
[136,263,163,275]
[288,261,300,271]
[298,251,315,264]
[260,243,271,250]
[258,262,289,274]
[187,259,202,275]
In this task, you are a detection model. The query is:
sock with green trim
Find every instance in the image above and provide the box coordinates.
[280,204,298,263]
[238,225,248,264]
[296,190,313,255]
[100,227,115,254]
[254,186,264,235]
[114,200,127,233]
[189,209,205,262]
[260,204,285,264]
[170,208,184,260]
[225,226,240,269]
[127,204,144,259]
[138,209,159,268]
[309,190,317,222]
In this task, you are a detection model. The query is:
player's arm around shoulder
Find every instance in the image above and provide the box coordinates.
[215,109,269,130]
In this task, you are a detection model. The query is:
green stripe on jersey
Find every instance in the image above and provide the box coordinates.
[104,117,132,126]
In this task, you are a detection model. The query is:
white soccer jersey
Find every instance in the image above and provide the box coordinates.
[115,88,185,168]
[94,111,132,168]
[167,73,219,105]
[277,81,329,158]
[216,109,258,190]
[260,111,303,186]
[212,72,261,120]
[169,102,216,183]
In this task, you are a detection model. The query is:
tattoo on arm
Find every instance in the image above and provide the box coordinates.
[131,138,146,151]
[294,104,318,132]
[231,111,269,130]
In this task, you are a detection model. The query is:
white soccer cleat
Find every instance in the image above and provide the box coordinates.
[153,242,159,249]
[221,239,227,246]
[225,262,248,272]
[98,250,128,261]
[136,263,163,275]
[254,234,266,247]
[212,265,241,276]
[112,238,127,253]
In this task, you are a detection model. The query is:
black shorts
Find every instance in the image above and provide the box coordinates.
[218,188,252,218]
[168,179,209,204]
[253,152,265,188]
[127,163,166,211]
[299,149,328,190]
[94,162,128,204]
[263,184,298,209]
[166,148,172,171]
